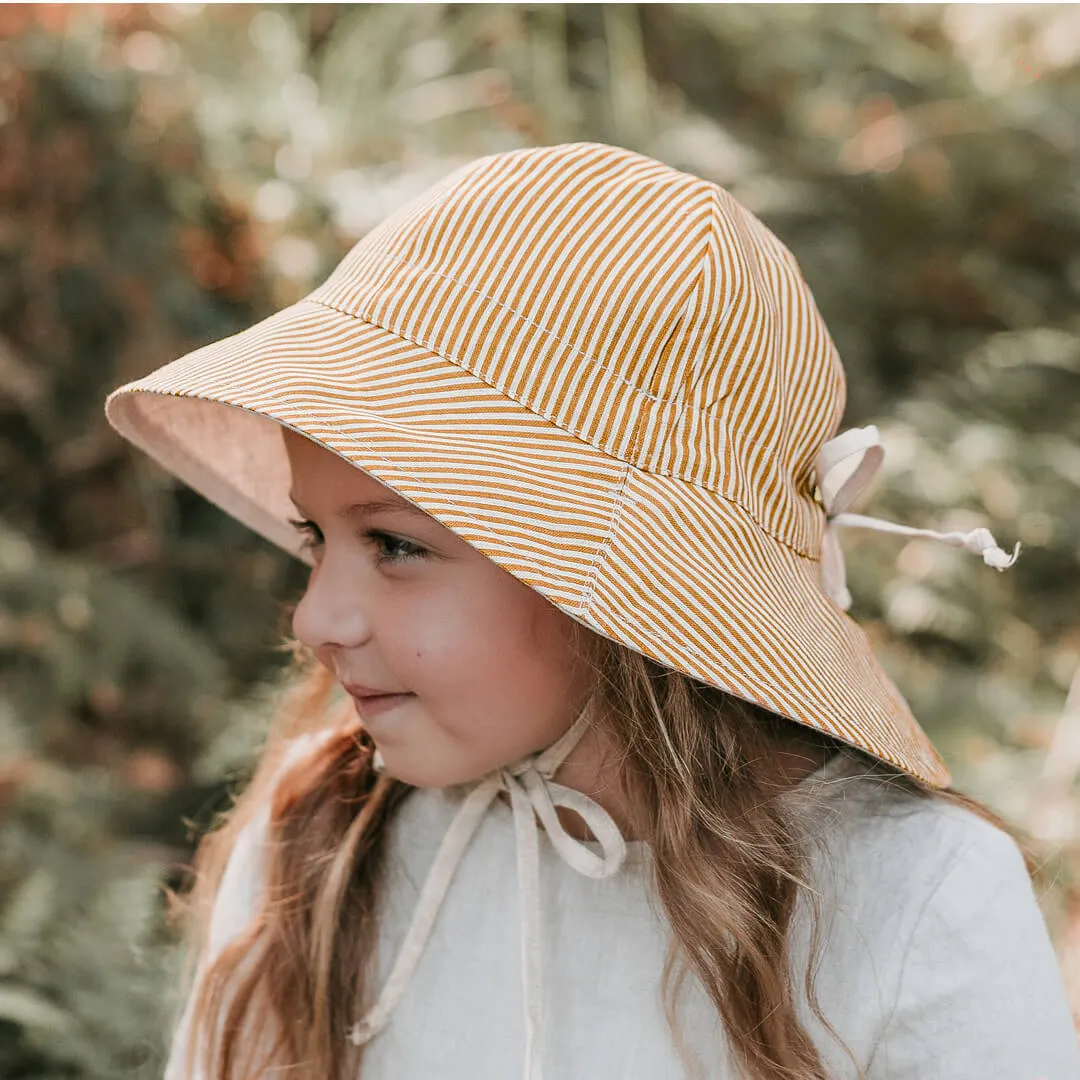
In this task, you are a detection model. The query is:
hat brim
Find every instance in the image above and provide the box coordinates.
[106,298,950,787]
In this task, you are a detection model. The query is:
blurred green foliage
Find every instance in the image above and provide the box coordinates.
[0,3,1079,1074]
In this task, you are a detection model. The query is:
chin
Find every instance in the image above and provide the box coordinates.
[375,749,501,790]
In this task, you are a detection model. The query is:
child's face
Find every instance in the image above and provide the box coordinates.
[283,430,593,788]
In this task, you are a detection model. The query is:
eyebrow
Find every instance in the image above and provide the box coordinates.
[288,494,430,523]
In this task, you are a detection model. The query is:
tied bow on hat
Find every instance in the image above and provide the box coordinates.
[815,426,1021,611]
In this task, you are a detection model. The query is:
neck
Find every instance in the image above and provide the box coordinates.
[551,724,642,841]
[550,721,838,844]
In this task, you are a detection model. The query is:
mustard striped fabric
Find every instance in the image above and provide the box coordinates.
[105,142,950,787]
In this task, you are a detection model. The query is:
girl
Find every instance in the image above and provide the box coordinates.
[106,142,1080,1080]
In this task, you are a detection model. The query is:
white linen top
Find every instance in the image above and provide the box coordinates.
[169,738,1080,1080]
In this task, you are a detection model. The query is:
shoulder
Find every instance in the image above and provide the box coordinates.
[804,750,1025,903]
[223,729,340,867]
[800,753,1080,1074]
[169,733,336,1077]
[794,750,1036,997]
[807,754,1039,956]
[208,730,339,955]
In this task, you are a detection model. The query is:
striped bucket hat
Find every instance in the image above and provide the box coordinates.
[105,142,1017,788]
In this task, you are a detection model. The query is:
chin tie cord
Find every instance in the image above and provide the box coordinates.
[346,699,627,1080]
[816,425,1021,611]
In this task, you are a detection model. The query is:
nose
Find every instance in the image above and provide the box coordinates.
[291,556,374,654]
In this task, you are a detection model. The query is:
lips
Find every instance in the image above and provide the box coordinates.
[342,682,415,720]
[342,681,407,699]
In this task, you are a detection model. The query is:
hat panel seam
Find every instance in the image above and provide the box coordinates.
[311,254,709,416]
[628,225,717,467]
[693,190,844,547]
[577,461,633,619]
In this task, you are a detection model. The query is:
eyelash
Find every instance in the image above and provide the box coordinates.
[286,518,427,565]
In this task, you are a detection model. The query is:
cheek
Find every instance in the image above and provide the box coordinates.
[504,603,580,697]
[408,582,581,731]
[379,590,478,686]
[461,593,582,729]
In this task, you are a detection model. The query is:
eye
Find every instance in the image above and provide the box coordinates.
[287,517,324,552]
[365,529,427,565]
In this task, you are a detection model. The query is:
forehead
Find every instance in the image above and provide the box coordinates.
[282,428,409,507]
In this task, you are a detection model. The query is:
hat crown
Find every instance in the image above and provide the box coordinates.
[310,142,845,555]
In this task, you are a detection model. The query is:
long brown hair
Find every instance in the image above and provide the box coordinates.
[176,630,1031,1080]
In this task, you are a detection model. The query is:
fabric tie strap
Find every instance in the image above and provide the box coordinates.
[346,699,627,1080]
[815,425,1021,610]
